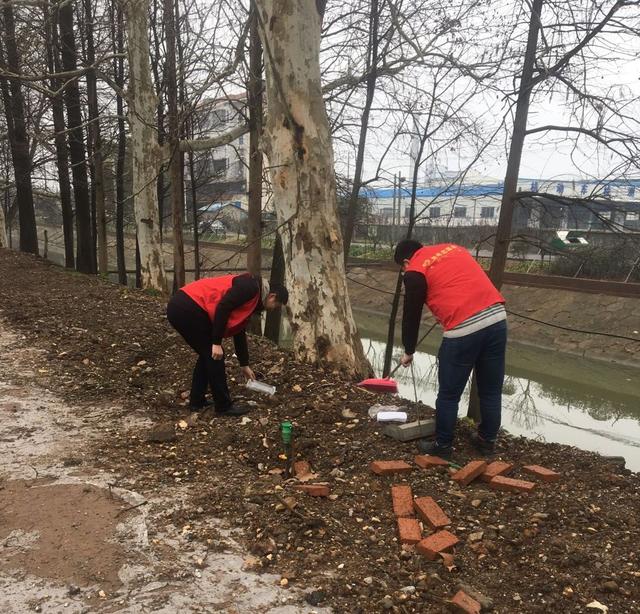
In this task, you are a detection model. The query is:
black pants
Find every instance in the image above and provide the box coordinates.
[166,291,232,410]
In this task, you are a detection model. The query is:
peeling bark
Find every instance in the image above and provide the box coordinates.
[257,0,370,377]
[124,0,167,292]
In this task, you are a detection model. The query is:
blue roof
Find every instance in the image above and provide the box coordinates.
[362,184,504,199]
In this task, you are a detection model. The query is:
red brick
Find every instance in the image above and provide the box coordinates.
[523,464,561,482]
[481,461,513,482]
[415,454,450,469]
[414,496,450,529]
[294,483,330,497]
[449,590,481,614]
[293,460,311,477]
[416,530,459,560]
[452,460,487,487]
[489,475,536,493]
[397,517,422,544]
[370,460,413,476]
[391,485,414,518]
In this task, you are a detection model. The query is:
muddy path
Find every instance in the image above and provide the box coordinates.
[0,324,328,614]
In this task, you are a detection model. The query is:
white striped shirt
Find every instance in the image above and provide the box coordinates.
[443,303,507,338]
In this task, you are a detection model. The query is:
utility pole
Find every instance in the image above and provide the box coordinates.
[392,173,397,229]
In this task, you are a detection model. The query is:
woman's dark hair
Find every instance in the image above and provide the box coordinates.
[270,283,289,305]
[393,239,423,264]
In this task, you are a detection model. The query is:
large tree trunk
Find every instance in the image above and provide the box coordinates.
[124,0,167,292]
[58,2,92,272]
[164,0,185,290]
[0,2,38,255]
[83,0,108,275]
[257,0,369,377]
[45,1,74,268]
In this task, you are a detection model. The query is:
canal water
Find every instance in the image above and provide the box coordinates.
[355,309,640,471]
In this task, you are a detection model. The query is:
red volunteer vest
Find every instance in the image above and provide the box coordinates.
[404,244,504,331]
[181,274,260,337]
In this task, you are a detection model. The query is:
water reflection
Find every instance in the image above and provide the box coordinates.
[362,337,640,472]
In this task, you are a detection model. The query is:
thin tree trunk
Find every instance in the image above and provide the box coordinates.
[187,121,200,280]
[264,232,285,344]
[135,235,141,288]
[164,0,185,290]
[111,0,127,285]
[58,1,92,272]
[0,1,38,255]
[83,0,108,275]
[0,192,7,248]
[124,0,167,291]
[257,0,369,377]
[382,107,431,377]
[342,0,379,261]
[151,0,165,237]
[247,6,263,335]
[45,1,74,268]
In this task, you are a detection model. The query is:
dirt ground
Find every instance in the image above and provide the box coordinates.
[1,249,639,613]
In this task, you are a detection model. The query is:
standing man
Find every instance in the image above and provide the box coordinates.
[394,240,507,458]
[167,272,288,416]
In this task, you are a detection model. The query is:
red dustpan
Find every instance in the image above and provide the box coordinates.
[357,324,437,394]
[357,376,399,393]
[357,361,402,393]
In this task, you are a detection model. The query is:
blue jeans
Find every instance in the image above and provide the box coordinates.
[435,320,507,446]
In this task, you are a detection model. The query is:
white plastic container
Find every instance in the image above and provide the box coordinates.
[246,380,276,396]
[376,411,408,423]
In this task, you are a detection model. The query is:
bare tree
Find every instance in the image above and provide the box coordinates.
[165,0,185,289]
[44,0,74,268]
[257,0,370,376]
[83,0,108,275]
[0,0,38,255]
[124,0,167,291]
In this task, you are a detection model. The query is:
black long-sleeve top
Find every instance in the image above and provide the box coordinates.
[401,271,427,355]
[211,274,263,366]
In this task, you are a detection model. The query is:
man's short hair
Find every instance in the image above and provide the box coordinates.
[393,239,423,265]
[270,283,289,305]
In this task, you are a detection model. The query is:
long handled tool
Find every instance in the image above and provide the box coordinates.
[357,323,437,393]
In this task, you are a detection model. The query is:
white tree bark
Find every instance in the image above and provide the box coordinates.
[123,0,167,292]
[257,0,370,378]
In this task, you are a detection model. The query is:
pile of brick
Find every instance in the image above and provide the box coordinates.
[371,456,561,612]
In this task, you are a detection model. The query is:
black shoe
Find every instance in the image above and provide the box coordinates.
[215,404,251,417]
[417,439,453,460]
[471,433,496,457]
[189,399,215,411]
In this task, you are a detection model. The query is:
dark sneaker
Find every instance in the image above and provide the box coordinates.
[189,399,214,411]
[471,433,496,457]
[216,404,251,417]
[417,439,453,460]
